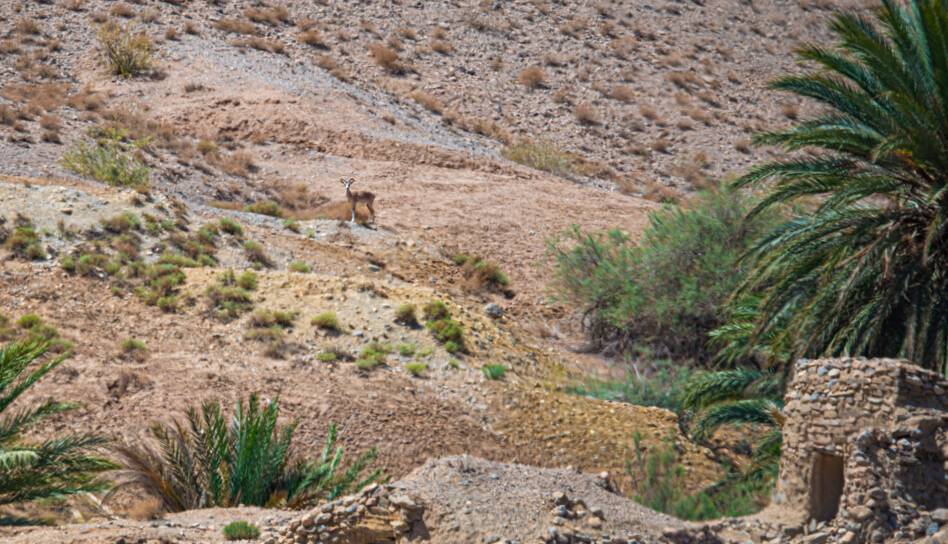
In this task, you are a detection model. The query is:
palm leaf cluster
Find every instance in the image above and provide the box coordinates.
[735,0,948,375]
[682,370,784,479]
[114,394,381,513]
[0,341,115,511]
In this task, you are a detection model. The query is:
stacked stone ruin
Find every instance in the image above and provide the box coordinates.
[773,357,948,543]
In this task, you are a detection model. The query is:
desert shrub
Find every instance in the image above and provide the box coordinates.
[451,253,510,294]
[223,521,260,541]
[311,312,341,333]
[317,345,350,363]
[368,43,405,74]
[215,18,258,35]
[482,364,506,380]
[236,270,258,290]
[61,129,150,188]
[549,186,782,362]
[568,359,696,411]
[405,362,427,377]
[219,217,244,237]
[0,341,115,515]
[114,395,382,512]
[250,309,296,329]
[97,21,152,77]
[243,200,284,218]
[394,303,418,326]
[397,343,416,357]
[289,261,311,273]
[243,240,273,268]
[574,102,601,125]
[120,337,147,355]
[421,300,449,322]
[502,140,576,178]
[206,270,255,320]
[517,66,547,89]
[4,225,45,260]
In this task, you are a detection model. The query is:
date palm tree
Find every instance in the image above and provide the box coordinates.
[735,0,948,375]
[0,341,115,519]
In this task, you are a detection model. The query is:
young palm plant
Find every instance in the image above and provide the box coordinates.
[681,369,784,481]
[0,341,115,517]
[113,394,381,513]
[735,0,948,375]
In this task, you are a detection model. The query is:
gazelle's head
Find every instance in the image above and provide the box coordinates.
[341,177,355,191]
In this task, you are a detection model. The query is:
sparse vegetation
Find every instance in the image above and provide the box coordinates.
[451,253,510,294]
[394,303,418,327]
[61,129,150,188]
[206,269,256,321]
[97,21,152,77]
[422,300,466,353]
[311,311,341,333]
[482,364,506,380]
[120,337,147,359]
[517,66,547,89]
[405,362,427,377]
[218,217,244,237]
[368,43,405,74]
[289,261,311,273]
[114,395,382,511]
[502,140,575,178]
[223,521,260,541]
[243,240,273,268]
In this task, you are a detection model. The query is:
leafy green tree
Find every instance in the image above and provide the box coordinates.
[0,342,115,518]
[114,394,382,512]
[735,0,948,375]
[548,186,781,362]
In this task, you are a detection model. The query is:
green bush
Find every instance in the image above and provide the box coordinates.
[405,362,427,377]
[114,394,382,512]
[397,343,416,357]
[61,129,150,188]
[548,186,782,363]
[394,303,418,326]
[223,520,260,541]
[206,271,254,320]
[219,217,244,237]
[5,225,45,260]
[244,200,284,218]
[236,270,258,290]
[421,300,449,321]
[243,240,273,268]
[289,261,311,273]
[120,337,147,354]
[222,520,260,540]
[311,312,341,333]
[482,364,506,380]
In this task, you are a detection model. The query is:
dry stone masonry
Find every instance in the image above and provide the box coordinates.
[776,358,948,543]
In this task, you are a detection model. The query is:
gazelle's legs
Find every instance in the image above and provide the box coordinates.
[367,201,375,223]
[350,202,357,223]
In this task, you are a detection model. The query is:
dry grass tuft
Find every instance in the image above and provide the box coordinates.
[244,6,290,26]
[574,103,601,126]
[368,43,406,74]
[517,66,547,89]
[410,90,443,114]
[110,3,135,18]
[232,37,285,54]
[214,18,258,35]
[430,39,452,55]
[298,29,327,48]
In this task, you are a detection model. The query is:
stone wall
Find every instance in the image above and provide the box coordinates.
[775,358,948,543]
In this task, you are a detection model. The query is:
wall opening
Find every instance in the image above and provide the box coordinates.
[809,452,844,521]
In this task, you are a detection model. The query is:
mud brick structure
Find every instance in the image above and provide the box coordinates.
[774,358,948,543]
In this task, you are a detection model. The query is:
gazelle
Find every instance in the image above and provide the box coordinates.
[341,177,376,224]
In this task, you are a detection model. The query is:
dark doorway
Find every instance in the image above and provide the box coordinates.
[809,453,844,521]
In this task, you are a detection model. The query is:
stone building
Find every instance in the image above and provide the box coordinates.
[774,357,948,543]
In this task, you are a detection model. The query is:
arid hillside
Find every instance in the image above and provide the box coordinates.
[0,0,878,542]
